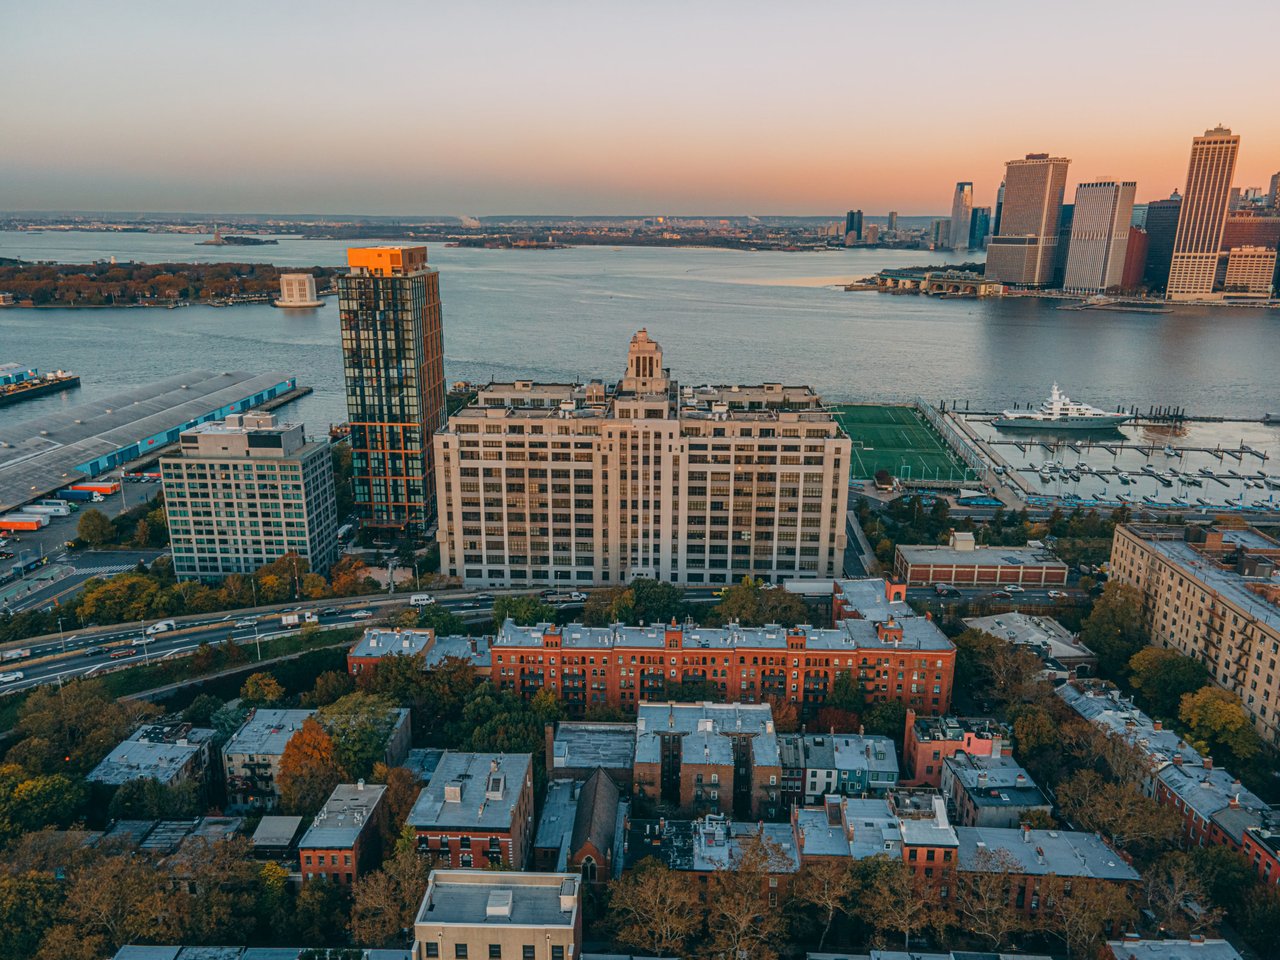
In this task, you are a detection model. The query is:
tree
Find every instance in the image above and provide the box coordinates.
[1042,875,1137,958]
[1240,885,1280,959]
[1057,770,1181,859]
[1179,686,1263,763]
[710,576,809,628]
[952,848,1029,949]
[607,857,699,957]
[256,860,294,944]
[302,670,356,708]
[1128,648,1209,719]
[292,875,351,945]
[492,594,557,626]
[852,857,938,952]
[862,701,908,746]
[278,717,343,816]
[954,628,1043,709]
[0,765,87,842]
[47,853,185,954]
[349,840,430,946]
[10,679,157,776]
[240,672,285,706]
[702,832,791,960]
[181,837,264,944]
[0,871,62,958]
[1079,582,1147,678]
[417,603,468,636]
[792,858,855,951]
[76,509,114,547]
[1188,844,1254,913]
[318,692,399,781]
[130,518,151,549]
[370,763,420,848]
[583,585,632,627]
[630,578,687,626]
[1144,851,1222,937]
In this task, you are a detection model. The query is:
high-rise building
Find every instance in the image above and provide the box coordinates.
[864,223,881,244]
[434,330,850,587]
[1223,246,1278,297]
[985,154,1070,287]
[275,273,323,308]
[968,207,991,250]
[844,209,863,242]
[1120,227,1149,292]
[1052,204,1074,288]
[887,211,899,232]
[1063,180,1137,295]
[161,412,339,579]
[949,182,973,250]
[930,218,951,248]
[338,246,446,536]
[1131,204,1148,228]
[1221,210,1280,251]
[1269,172,1280,209]
[992,180,1005,236]
[1142,192,1182,290]
[1167,126,1240,300]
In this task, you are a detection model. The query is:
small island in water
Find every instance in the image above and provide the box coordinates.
[0,260,337,307]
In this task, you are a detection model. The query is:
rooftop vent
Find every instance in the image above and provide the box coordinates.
[486,889,513,919]
[444,781,463,803]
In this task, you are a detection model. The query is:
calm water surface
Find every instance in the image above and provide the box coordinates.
[1,231,1277,431]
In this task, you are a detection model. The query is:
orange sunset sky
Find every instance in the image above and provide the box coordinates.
[5,0,1279,216]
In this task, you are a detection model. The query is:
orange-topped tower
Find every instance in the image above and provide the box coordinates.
[338,245,445,536]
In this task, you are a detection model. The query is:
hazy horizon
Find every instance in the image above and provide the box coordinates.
[7,0,1279,216]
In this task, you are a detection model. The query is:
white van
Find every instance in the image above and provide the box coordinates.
[145,619,176,636]
[410,593,436,607]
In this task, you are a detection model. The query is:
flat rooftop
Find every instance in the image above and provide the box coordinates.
[408,752,531,831]
[416,870,579,928]
[223,709,315,758]
[1106,940,1242,960]
[897,543,1069,569]
[87,724,215,786]
[251,816,302,849]
[956,826,1139,880]
[964,612,1094,663]
[551,722,637,771]
[298,782,386,850]
[635,702,778,768]
[1136,535,1280,632]
[0,369,295,512]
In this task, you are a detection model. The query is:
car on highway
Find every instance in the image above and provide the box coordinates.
[410,593,436,607]
[1047,590,1068,600]
[990,590,1013,600]
[1004,584,1024,593]
[459,601,482,609]
[83,647,109,657]
[473,594,494,603]
[320,607,340,617]
[145,619,177,635]
[130,636,153,646]
[349,610,374,620]
[234,619,257,628]
[0,671,24,683]
[110,648,140,660]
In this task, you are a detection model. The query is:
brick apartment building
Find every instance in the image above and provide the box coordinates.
[298,782,387,884]
[902,709,1008,787]
[408,752,536,870]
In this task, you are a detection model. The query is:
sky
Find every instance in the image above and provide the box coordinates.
[5,0,1279,217]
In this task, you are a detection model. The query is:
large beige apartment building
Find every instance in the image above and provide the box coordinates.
[1167,126,1240,300]
[985,153,1070,287]
[1109,523,1280,744]
[434,329,850,587]
[162,412,339,579]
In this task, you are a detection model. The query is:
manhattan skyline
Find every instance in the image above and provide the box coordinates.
[6,0,1279,216]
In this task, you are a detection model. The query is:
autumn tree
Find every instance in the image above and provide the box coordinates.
[292,875,352,945]
[1128,648,1209,719]
[606,857,699,957]
[1079,581,1147,678]
[318,692,399,781]
[349,837,430,946]
[792,858,856,950]
[1179,685,1263,763]
[1041,875,1137,958]
[106,777,199,820]
[278,716,343,816]
[9,679,158,776]
[851,856,939,952]
[709,576,809,627]
[44,853,185,956]
[76,508,114,547]
[1057,770,1181,860]
[954,628,1044,709]
[416,602,468,636]
[240,671,285,706]
[702,833,792,960]
[180,837,264,944]
[370,763,420,848]
[951,848,1029,949]
[0,871,62,958]
[301,670,356,708]
[1144,851,1222,937]
[0,764,88,842]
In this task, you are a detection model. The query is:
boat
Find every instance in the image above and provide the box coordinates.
[993,384,1131,431]
[1172,495,1189,506]
[1163,444,1177,457]
[1264,413,1280,423]
[1157,473,1175,487]
[1266,478,1280,490]
[1117,472,1132,485]
[1182,475,1203,487]
[1117,492,1132,503]
[1038,469,1053,483]
[1199,467,1216,477]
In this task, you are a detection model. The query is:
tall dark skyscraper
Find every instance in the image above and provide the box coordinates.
[339,246,446,537]
[992,180,1005,237]
[844,209,863,241]
[968,206,991,250]
[1051,203,1074,288]
[1142,193,1183,291]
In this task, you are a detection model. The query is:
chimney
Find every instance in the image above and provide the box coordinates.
[1174,753,1184,767]
[990,735,1003,760]
[1021,823,1031,843]
[1204,756,1213,771]
[357,779,365,791]
[1153,720,1162,731]
[1016,773,1026,786]
[978,771,989,787]
[1230,793,1240,810]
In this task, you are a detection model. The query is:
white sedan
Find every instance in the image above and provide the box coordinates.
[349,610,374,620]
[0,671,24,683]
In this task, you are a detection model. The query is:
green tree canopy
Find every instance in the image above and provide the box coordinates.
[1128,647,1209,719]
[1080,582,1147,678]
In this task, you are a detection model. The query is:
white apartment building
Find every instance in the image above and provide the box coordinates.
[275,272,323,308]
[434,330,850,587]
[1063,180,1137,295]
[1224,246,1277,297]
[162,412,339,579]
[1167,126,1240,300]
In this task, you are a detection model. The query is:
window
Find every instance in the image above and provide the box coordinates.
[489,946,502,959]
[552,948,565,960]
[456,946,469,959]
[523,948,535,960]
[426,945,439,958]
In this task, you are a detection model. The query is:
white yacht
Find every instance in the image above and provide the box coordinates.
[993,384,1131,431]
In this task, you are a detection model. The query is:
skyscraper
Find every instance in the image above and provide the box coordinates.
[1120,227,1149,292]
[844,210,863,242]
[1063,180,1137,295]
[968,206,991,250]
[985,154,1070,287]
[1269,172,1280,209]
[1167,126,1240,300]
[339,246,446,537]
[1052,204,1074,288]
[1142,192,1182,291]
[949,182,973,250]
[887,211,899,233]
[992,180,1005,237]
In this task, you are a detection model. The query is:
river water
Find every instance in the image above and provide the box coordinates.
[1,230,1277,433]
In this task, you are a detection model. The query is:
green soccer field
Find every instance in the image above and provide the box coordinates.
[831,404,977,482]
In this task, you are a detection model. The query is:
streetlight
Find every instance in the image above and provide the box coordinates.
[58,615,66,653]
